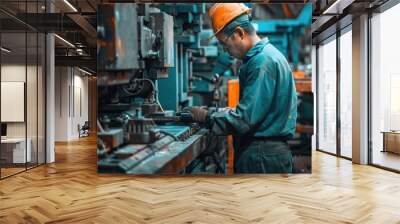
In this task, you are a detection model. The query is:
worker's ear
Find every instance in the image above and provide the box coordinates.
[235,27,245,40]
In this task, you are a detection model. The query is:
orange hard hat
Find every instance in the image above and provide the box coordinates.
[208,3,252,38]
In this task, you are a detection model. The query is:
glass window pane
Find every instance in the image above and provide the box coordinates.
[340,29,352,158]
[1,31,27,177]
[0,0,46,179]
[371,3,400,171]
[318,37,337,154]
[27,31,38,169]
[38,32,45,165]
[1,0,29,178]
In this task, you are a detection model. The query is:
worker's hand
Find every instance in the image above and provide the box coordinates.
[184,106,208,123]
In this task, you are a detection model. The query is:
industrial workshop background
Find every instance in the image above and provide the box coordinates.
[96,3,312,175]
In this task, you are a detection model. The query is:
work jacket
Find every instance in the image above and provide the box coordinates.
[209,37,297,140]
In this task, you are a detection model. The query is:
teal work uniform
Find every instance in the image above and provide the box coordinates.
[208,37,297,173]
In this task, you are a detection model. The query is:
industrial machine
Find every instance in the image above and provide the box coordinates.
[97,3,226,174]
[190,29,236,107]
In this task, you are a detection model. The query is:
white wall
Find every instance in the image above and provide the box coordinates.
[1,65,26,139]
[1,65,43,138]
[55,67,68,141]
[77,71,89,135]
[55,67,89,141]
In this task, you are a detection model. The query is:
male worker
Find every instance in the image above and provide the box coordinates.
[187,3,297,173]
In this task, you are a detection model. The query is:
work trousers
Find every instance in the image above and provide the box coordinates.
[234,140,293,174]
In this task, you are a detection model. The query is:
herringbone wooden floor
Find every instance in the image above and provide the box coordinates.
[1,136,400,224]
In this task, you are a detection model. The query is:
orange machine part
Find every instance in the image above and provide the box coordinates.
[227,79,239,175]
[227,79,240,108]
[295,79,312,93]
[293,70,312,93]
[292,70,305,79]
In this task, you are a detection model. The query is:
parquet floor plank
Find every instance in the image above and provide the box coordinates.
[0,136,399,223]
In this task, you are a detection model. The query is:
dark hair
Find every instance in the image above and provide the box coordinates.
[222,14,256,37]
[240,23,256,35]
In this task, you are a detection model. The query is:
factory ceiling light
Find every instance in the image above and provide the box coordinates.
[1,47,11,53]
[78,67,93,76]
[63,0,78,12]
[322,0,355,15]
[54,34,75,48]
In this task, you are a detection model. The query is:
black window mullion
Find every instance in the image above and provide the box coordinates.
[36,0,39,167]
[336,28,341,157]
[367,11,373,165]
[316,44,319,151]
[25,0,28,171]
[0,23,2,179]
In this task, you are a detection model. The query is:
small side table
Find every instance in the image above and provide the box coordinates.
[382,131,400,154]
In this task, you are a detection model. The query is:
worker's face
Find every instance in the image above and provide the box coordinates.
[217,29,246,59]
